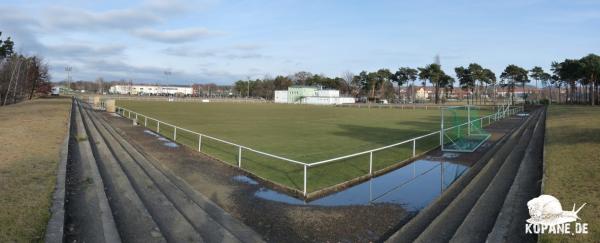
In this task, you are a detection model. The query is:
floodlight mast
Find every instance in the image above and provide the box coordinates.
[65,66,72,92]
[164,71,172,83]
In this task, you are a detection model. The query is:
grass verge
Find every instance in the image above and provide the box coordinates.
[0,97,71,242]
[541,105,600,242]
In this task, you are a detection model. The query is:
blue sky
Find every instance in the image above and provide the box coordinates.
[1,0,598,85]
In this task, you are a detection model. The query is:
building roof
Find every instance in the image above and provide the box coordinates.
[289,85,318,88]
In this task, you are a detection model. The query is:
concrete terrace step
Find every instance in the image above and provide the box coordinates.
[449,110,543,243]
[386,108,539,243]
[412,111,539,242]
[83,105,241,242]
[78,102,205,242]
[67,100,121,243]
[486,109,546,243]
[77,102,167,243]
[72,99,264,243]
[91,109,265,242]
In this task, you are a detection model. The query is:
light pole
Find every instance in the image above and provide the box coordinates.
[164,71,172,83]
[65,66,72,93]
[246,76,250,98]
[164,71,172,97]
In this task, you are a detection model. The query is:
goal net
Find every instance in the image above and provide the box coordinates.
[441,105,491,152]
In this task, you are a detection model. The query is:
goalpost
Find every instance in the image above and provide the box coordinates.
[441,105,491,152]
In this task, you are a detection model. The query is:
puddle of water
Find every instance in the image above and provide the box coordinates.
[144,130,160,137]
[163,142,179,148]
[442,152,460,159]
[232,175,259,185]
[144,129,178,148]
[254,160,468,211]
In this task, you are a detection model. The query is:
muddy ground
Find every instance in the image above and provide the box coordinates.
[103,111,525,242]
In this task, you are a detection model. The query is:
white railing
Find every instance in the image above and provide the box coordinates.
[114,105,522,196]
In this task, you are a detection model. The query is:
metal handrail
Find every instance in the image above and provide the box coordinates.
[115,106,307,166]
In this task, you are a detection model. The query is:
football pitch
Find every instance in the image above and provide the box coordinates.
[116,101,479,193]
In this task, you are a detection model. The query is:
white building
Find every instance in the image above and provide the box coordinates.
[274,86,355,105]
[274,90,288,103]
[109,85,193,95]
[300,96,356,105]
[316,89,339,97]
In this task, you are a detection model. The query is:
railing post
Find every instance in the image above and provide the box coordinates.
[174,127,177,141]
[303,165,307,196]
[157,121,160,133]
[144,116,147,127]
[198,134,202,151]
[369,152,373,175]
[440,108,444,148]
[467,105,471,135]
[238,146,242,168]
[413,139,416,157]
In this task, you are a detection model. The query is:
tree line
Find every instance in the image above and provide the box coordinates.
[233,54,600,105]
[0,32,52,106]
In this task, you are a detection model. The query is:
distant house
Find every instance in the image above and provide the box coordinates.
[416,87,433,100]
[496,87,540,98]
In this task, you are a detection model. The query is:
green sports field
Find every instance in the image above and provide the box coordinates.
[116,101,486,193]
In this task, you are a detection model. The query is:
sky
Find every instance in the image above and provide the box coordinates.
[1,0,599,85]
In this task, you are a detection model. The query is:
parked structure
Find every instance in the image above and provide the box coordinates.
[274,86,355,105]
[109,84,193,95]
[51,87,60,96]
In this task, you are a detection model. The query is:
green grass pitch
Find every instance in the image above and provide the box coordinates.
[116,101,476,193]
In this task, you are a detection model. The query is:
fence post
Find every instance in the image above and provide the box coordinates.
[135,113,138,121]
[413,139,416,157]
[467,105,471,135]
[303,165,307,196]
[174,127,177,141]
[238,146,242,168]
[157,121,160,133]
[369,152,373,175]
[198,135,202,151]
[440,108,444,149]
[145,116,147,127]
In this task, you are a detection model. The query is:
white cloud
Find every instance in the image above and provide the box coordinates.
[46,43,126,59]
[133,27,220,43]
[43,7,161,31]
[163,46,218,57]
[163,44,267,59]
[232,44,263,51]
